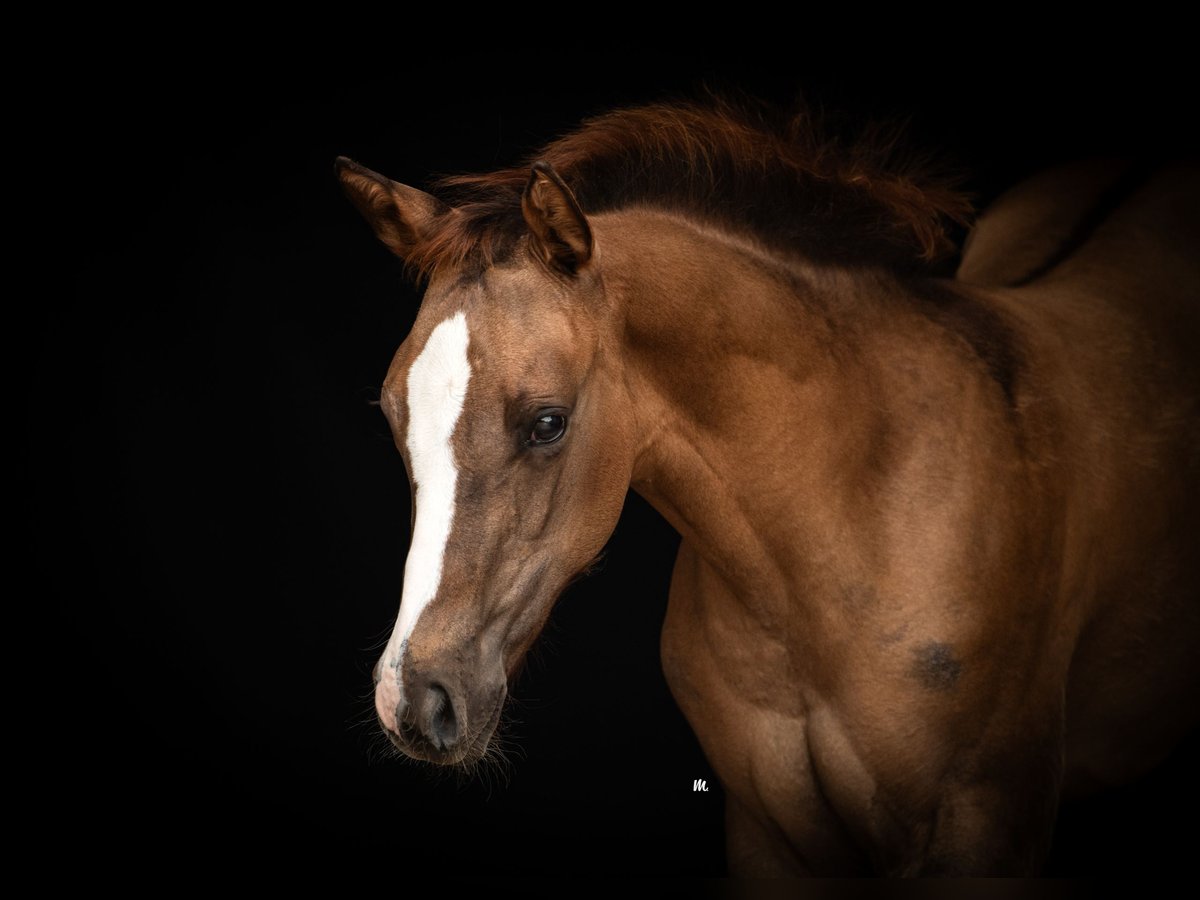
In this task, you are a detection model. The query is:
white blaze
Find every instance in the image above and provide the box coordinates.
[380,311,472,707]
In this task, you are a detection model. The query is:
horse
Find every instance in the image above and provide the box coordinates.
[335,99,1200,875]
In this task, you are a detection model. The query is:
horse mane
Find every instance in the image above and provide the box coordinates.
[408,96,972,280]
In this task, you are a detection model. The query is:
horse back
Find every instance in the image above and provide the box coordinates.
[958,159,1138,287]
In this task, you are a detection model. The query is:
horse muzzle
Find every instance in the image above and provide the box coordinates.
[374,660,505,765]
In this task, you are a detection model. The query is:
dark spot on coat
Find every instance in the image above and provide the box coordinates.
[843,583,879,611]
[913,641,962,691]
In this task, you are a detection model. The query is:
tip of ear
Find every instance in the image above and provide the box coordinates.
[334,156,362,179]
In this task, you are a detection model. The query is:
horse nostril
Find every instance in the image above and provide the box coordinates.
[422,682,459,751]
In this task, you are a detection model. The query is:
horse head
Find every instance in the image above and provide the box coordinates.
[337,157,634,765]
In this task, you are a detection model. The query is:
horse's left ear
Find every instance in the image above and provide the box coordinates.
[522,161,594,274]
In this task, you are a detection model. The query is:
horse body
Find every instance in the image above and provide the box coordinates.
[625,171,1200,873]
[338,104,1199,874]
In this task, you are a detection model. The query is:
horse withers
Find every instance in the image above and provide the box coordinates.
[337,101,1200,874]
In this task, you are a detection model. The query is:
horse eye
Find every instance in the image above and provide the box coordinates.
[529,413,567,445]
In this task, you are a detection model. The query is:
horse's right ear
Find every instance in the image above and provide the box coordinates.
[522,161,593,275]
[334,157,448,259]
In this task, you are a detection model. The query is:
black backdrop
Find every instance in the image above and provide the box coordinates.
[30,58,1198,876]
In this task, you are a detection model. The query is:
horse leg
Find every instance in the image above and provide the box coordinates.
[911,661,1067,872]
[725,795,811,876]
[915,776,1060,875]
[805,681,1067,875]
[904,725,1063,875]
[663,542,870,873]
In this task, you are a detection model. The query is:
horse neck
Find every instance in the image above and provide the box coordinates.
[597,209,936,612]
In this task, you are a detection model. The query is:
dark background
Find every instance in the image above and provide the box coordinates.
[30,56,1198,875]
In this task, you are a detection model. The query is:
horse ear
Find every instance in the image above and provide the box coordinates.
[522,161,594,274]
[334,156,448,260]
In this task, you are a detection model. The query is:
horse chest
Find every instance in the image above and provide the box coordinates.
[662,539,971,870]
